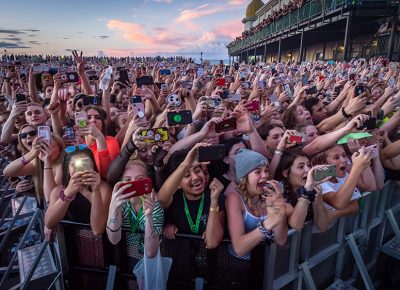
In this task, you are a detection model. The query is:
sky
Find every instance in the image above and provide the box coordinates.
[0,0,250,60]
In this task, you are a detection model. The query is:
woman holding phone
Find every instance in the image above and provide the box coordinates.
[45,145,112,235]
[106,160,164,262]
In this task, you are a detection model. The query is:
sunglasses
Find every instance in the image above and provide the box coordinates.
[19,130,37,139]
[65,144,88,153]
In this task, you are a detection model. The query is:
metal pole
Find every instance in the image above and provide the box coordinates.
[388,15,398,61]
[278,38,282,62]
[343,13,353,61]
[299,32,304,62]
[264,42,267,63]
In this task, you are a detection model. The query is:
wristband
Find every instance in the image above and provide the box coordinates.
[274,149,283,156]
[106,225,122,232]
[341,107,352,119]
[257,219,275,241]
[58,189,75,202]
[296,187,316,202]
[21,156,29,166]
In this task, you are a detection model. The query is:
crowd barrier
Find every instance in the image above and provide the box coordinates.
[0,150,399,290]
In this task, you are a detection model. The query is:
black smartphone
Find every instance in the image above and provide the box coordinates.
[136,76,154,86]
[198,144,226,162]
[334,86,341,95]
[118,70,129,85]
[215,118,237,133]
[355,84,365,96]
[305,86,317,95]
[167,110,193,126]
[234,63,239,70]
[358,114,377,130]
[131,95,142,104]
[159,69,171,75]
[314,164,337,181]
[82,95,102,106]
[16,93,26,103]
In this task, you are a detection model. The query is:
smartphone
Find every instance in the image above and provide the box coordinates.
[207,97,222,108]
[258,80,266,89]
[349,73,356,81]
[82,95,102,106]
[16,94,27,103]
[32,65,42,73]
[167,110,193,126]
[120,178,153,196]
[215,78,226,86]
[63,126,75,140]
[167,93,182,107]
[181,81,193,89]
[159,69,171,76]
[215,118,237,133]
[160,83,168,90]
[354,84,365,96]
[305,86,317,95]
[289,135,303,143]
[314,164,337,181]
[75,111,88,128]
[197,67,204,76]
[242,81,251,89]
[136,76,154,86]
[302,74,309,86]
[140,127,169,143]
[229,93,242,102]
[131,96,145,118]
[74,156,93,172]
[198,144,225,162]
[358,116,377,130]
[389,77,396,87]
[365,144,379,159]
[334,86,341,95]
[38,126,51,144]
[60,72,79,83]
[246,100,260,112]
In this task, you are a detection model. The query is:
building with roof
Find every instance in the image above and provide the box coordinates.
[228,0,400,63]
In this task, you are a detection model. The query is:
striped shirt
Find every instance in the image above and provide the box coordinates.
[122,200,164,253]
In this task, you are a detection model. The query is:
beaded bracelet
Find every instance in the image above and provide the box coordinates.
[257,219,275,241]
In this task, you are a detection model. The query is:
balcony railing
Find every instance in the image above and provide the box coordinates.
[228,0,398,55]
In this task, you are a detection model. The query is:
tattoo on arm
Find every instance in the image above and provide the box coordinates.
[109,217,118,224]
[147,229,156,241]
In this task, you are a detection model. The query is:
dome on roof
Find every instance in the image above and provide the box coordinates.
[246,0,264,18]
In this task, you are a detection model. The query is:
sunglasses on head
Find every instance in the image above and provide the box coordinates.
[19,130,37,139]
[65,144,88,153]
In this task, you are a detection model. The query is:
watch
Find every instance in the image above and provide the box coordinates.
[341,107,352,119]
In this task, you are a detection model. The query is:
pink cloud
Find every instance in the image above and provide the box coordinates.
[212,19,243,39]
[176,5,226,23]
[228,0,245,5]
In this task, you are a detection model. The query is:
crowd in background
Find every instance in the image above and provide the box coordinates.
[1,53,400,287]
[227,0,304,48]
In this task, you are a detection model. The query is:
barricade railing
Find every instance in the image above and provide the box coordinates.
[52,180,400,290]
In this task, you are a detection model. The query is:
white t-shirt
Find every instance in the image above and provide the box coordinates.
[319,172,361,211]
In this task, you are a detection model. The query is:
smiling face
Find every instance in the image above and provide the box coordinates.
[285,156,311,190]
[246,165,269,196]
[137,144,155,166]
[325,145,347,178]
[25,104,47,126]
[180,163,205,196]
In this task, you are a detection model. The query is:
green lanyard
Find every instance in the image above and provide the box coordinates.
[128,203,144,234]
[182,192,204,234]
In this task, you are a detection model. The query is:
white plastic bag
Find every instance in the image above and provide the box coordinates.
[133,247,172,290]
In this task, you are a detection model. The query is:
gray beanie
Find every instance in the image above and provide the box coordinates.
[235,149,268,182]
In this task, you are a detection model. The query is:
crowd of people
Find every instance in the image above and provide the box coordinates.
[1,53,400,288]
[227,0,304,49]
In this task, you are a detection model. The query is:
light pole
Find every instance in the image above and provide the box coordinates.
[200,52,203,64]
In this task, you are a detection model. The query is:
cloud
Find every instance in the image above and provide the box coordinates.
[98,35,109,39]
[228,0,245,5]
[1,37,22,41]
[154,0,172,3]
[176,5,226,23]
[0,41,30,48]
[0,29,40,35]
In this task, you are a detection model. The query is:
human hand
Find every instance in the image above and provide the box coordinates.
[351,146,372,173]
[15,179,33,193]
[143,191,156,217]
[163,223,178,240]
[209,178,224,201]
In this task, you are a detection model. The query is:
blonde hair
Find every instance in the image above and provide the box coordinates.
[236,177,263,216]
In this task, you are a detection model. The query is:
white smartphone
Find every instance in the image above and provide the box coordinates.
[38,126,51,145]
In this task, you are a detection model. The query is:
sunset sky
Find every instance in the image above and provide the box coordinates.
[0,0,249,60]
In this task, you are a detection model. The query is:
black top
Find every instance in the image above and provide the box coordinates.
[283,191,314,223]
[385,168,400,181]
[165,189,225,235]
[216,175,232,192]
[65,192,91,224]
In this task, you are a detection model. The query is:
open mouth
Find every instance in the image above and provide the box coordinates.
[190,180,203,190]
[27,141,33,147]
[257,182,267,191]
[339,165,346,172]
